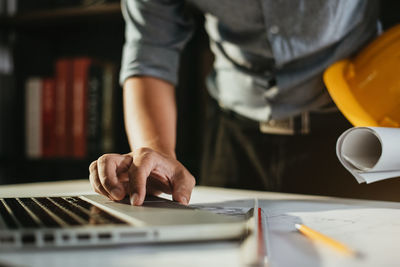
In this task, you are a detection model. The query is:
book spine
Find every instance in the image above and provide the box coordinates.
[0,74,5,156]
[41,78,56,157]
[87,64,103,158]
[101,63,115,153]
[0,35,17,158]
[0,38,5,156]
[0,0,5,17]
[72,57,91,159]
[55,59,73,157]
[0,74,16,157]
[25,77,42,158]
[6,0,17,16]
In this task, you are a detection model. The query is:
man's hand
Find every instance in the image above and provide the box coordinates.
[89,148,196,206]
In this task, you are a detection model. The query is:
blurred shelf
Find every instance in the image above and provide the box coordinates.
[0,2,127,185]
[0,157,94,184]
[0,3,122,27]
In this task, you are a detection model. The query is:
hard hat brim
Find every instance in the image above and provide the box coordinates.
[323,60,378,127]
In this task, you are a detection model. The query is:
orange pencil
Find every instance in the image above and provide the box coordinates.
[295,224,354,256]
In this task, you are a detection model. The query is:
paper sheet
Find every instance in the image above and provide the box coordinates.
[191,198,400,267]
[262,199,400,267]
[336,127,400,183]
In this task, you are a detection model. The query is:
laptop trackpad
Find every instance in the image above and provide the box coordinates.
[82,194,243,226]
[117,195,194,209]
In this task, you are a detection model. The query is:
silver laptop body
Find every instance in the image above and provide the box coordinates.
[0,194,247,249]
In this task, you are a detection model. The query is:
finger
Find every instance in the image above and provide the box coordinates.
[129,152,157,206]
[128,165,151,206]
[146,176,172,196]
[97,154,127,200]
[115,155,133,194]
[171,168,196,205]
[89,161,112,199]
[116,154,134,183]
[90,170,112,199]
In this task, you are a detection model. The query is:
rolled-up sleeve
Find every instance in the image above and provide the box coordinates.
[119,0,194,86]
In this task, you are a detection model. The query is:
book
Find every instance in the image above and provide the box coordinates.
[101,63,115,153]
[6,0,17,16]
[23,57,117,160]
[0,74,6,156]
[0,0,5,17]
[0,33,17,158]
[72,57,91,159]
[41,78,56,157]
[54,58,73,157]
[25,77,42,158]
[87,63,103,157]
[72,58,117,158]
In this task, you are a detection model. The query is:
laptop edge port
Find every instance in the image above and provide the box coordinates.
[77,233,91,241]
[43,233,55,243]
[21,233,36,245]
[98,233,112,240]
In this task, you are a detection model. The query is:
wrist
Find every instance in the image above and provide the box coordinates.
[131,146,176,160]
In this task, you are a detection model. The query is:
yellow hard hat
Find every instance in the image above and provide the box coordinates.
[323,24,400,127]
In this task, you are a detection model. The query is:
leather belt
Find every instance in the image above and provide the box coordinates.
[219,104,311,135]
[259,112,310,135]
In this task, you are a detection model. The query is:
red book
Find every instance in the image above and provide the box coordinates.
[41,78,56,157]
[55,59,73,157]
[72,57,92,159]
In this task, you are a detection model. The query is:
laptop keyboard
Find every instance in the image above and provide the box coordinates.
[0,197,128,229]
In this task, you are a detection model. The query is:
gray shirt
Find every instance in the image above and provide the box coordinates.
[120,0,379,122]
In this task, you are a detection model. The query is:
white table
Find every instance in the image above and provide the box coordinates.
[1,180,400,267]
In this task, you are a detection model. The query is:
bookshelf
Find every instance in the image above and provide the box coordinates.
[0,2,129,184]
[0,1,209,185]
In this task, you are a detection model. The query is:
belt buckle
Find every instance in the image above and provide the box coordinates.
[259,112,310,135]
[259,118,295,135]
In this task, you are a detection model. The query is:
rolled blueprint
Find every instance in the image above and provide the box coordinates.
[336,127,400,183]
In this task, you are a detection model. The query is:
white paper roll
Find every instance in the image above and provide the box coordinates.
[337,127,400,183]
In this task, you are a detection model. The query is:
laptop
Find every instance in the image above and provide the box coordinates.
[0,194,248,249]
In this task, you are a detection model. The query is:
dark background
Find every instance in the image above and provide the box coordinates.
[0,1,400,201]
